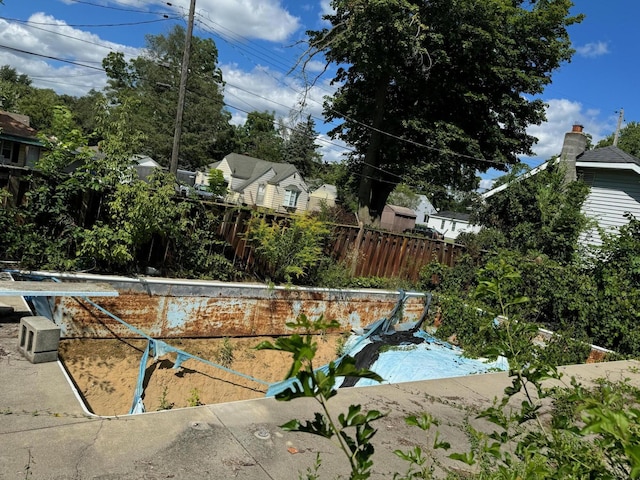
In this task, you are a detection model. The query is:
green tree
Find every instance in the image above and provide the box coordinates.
[387,183,420,210]
[0,65,32,112]
[207,168,228,197]
[283,115,322,178]
[102,25,233,170]
[13,106,94,269]
[234,111,284,162]
[15,87,61,131]
[596,121,640,158]
[60,89,106,143]
[473,162,590,263]
[302,0,582,225]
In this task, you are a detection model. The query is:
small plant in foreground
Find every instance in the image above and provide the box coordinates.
[256,313,384,479]
[187,388,202,407]
[157,386,174,411]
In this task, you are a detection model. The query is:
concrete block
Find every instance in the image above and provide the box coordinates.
[18,316,60,364]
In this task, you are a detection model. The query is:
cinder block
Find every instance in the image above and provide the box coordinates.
[18,316,60,364]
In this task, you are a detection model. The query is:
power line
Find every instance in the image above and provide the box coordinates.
[65,0,172,15]
[0,15,177,28]
[0,20,508,170]
[0,43,105,71]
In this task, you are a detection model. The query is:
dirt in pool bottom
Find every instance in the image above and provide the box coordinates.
[58,335,344,416]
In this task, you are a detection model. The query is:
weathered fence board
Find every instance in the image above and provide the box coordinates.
[215,208,466,282]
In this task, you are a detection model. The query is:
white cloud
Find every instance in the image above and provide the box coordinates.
[0,14,140,97]
[478,178,495,192]
[317,133,349,163]
[525,98,614,162]
[575,41,610,58]
[172,0,300,42]
[320,0,334,17]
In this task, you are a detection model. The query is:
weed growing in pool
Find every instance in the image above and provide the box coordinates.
[256,313,384,479]
[187,388,202,407]
[215,337,235,367]
[263,262,640,479]
[157,386,174,411]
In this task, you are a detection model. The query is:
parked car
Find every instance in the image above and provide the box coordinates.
[193,184,214,198]
[406,224,443,239]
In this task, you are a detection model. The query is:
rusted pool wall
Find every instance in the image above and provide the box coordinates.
[26,272,427,339]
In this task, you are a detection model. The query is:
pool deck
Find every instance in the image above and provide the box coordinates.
[2,296,640,479]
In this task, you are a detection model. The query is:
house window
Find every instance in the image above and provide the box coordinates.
[452,221,457,232]
[1,140,18,163]
[284,187,300,208]
[440,219,445,230]
[256,184,265,204]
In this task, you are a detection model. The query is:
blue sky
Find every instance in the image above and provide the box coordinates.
[0,0,638,188]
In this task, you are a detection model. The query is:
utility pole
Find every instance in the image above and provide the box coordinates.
[613,108,624,147]
[169,0,196,175]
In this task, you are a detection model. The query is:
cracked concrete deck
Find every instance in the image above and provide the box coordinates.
[2,297,640,479]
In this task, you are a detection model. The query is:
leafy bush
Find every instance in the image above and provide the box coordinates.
[246,213,330,284]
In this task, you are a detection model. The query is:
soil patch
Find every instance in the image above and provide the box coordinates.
[59,335,345,416]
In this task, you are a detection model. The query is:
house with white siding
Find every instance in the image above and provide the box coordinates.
[425,210,481,241]
[576,145,640,246]
[481,124,640,247]
[196,153,309,213]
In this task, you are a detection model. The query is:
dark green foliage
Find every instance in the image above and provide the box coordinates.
[304,0,582,223]
[283,115,322,178]
[233,111,284,163]
[474,162,591,263]
[102,25,233,169]
[586,215,640,355]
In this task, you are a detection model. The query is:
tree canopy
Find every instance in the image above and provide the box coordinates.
[102,25,233,170]
[283,115,322,178]
[303,0,583,225]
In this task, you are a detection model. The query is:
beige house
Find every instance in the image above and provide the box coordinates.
[308,184,337,211]
[197,153,309,213]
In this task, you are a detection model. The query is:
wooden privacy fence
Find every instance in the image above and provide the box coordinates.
[329,225,464,281]
[217,207,465,282]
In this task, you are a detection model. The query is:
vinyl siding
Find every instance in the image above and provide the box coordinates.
[269,175,309,213]
[579,168,640,246]
[425,216,480,240]
[242,170,275,206]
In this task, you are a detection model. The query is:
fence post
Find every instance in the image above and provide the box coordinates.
[351,221,365,276]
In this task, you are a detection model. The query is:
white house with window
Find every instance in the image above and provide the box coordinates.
[197,153,309,213]
[425,210,481,241]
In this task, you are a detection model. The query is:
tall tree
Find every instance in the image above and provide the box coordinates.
[234,111,284,162]
[596,121,640,158]
[303,0,582,225]
[283,115,322,178]
[103,25,233,170]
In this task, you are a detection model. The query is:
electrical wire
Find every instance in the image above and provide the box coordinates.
[0,15,177,28]
[65,0,173,16]
[0,16,509,171]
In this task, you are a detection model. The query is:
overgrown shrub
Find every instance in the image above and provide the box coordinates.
[246,213,330,284]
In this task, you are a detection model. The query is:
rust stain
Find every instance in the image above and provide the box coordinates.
[53,287,426,340]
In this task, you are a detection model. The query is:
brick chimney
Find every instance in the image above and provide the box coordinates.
[560,124,587,183]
